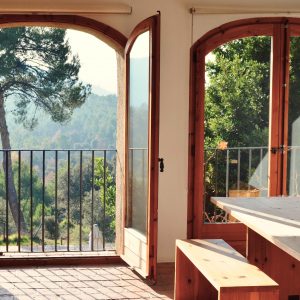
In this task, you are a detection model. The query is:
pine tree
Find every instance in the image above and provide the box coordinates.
[0,27,91,232]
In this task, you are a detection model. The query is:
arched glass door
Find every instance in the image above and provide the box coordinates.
[122,15,160,280]
[189,18,300,248]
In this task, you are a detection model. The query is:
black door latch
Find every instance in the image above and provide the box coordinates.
[158,158,164,172]
[271,145,285,154]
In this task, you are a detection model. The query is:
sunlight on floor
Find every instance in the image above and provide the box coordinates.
[0,265,173,299]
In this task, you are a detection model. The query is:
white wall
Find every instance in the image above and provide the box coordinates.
[93,0,300,262]
[2,0,300,262]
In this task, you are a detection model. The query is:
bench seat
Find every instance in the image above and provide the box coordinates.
[175,239,279,300]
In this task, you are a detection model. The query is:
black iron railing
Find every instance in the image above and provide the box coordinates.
[0,149,116,253]
[204,145,300,222]
[204,146,269,197]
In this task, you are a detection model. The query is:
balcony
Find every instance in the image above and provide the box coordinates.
[0,149,117,256]
[204,146,300,222]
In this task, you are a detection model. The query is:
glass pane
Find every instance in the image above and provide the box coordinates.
[204,36,271,223]
[287,36,300,195]
[127,31,150,234]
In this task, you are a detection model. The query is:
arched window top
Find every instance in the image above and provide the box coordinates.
[192,17,300,55]
[0,14,127,52]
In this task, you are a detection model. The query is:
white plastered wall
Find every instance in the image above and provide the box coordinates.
[2,0,300,262]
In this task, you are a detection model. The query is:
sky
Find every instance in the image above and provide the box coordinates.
[66,29,151,96]
[66,29,117,95]
[130,31,149,58]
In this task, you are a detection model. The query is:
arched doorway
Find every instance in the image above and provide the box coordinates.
[188,17,300,252]
[0,14,160,281]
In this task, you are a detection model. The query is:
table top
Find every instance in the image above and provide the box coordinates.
[211,197,300,261]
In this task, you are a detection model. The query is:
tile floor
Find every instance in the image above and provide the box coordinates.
[0,265,174,299]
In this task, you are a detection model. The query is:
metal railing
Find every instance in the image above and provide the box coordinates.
[0,149,116,253]
[204,145,300,222]
[204,146,269,197]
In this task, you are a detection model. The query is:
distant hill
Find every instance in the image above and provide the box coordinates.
[5,93,117,150]
[3,57,149,151]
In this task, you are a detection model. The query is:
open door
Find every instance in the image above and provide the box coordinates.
[122,14,160,280]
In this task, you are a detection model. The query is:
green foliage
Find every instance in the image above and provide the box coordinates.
[0,27,91,127]
[44,216,59,240]
[204,37,271,217]
[204,35,300,212]
[53,156,116,243]
[6,93,117,149]
[94,157,116,242]
[205,36,271,149]
[0,156,116,246]
[0,233,29,246]
[0,26,91,232]
[0,161,52,225]
[56,160,94,225]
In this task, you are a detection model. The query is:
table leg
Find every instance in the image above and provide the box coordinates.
[247,228,300,300]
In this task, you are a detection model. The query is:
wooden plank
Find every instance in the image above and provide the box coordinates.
[175,247,217,300]
[281,25,291,196]
[269,24,284,195]
[219,288,279,300]
[0,255,124,268]
[122,228,147,276]
[211,197,300,261]
[176,239,278,290]
[148,14,160,282]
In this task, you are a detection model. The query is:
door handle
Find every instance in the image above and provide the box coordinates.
[158,158,164,172]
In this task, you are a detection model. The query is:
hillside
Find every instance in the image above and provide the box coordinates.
[6,93,117,150]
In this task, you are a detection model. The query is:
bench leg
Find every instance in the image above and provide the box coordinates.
[175,247,217,300]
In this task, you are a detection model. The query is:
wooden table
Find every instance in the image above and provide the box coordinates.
[211,197,300,299]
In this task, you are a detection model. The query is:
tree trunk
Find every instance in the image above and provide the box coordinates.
[0,94,27,234]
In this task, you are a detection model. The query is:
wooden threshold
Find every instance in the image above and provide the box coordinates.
[0,253,125,268]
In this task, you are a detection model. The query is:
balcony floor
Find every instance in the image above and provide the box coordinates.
[0,263,174,299]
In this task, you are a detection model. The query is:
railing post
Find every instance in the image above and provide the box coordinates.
[91,150,95,251]
[103,150,107,251]
[237,149,241,190]
[18,150,21,252]
[248,149,252,189]
[55,150,58,252]
[5,150,9,252]
[226,150,230,197]
[67,150,70,252]
[42,150,45,252]
[79,150,83,251]
[260,148,263,188]
[30,150,33,252]
[215,149,218,196]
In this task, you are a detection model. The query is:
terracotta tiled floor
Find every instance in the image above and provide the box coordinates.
[0,264,174,299]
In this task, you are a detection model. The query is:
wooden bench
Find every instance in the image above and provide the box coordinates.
[175,239,279,300]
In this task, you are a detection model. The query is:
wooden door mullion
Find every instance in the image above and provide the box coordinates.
[269,24,286,196]
[281,24,291,196]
